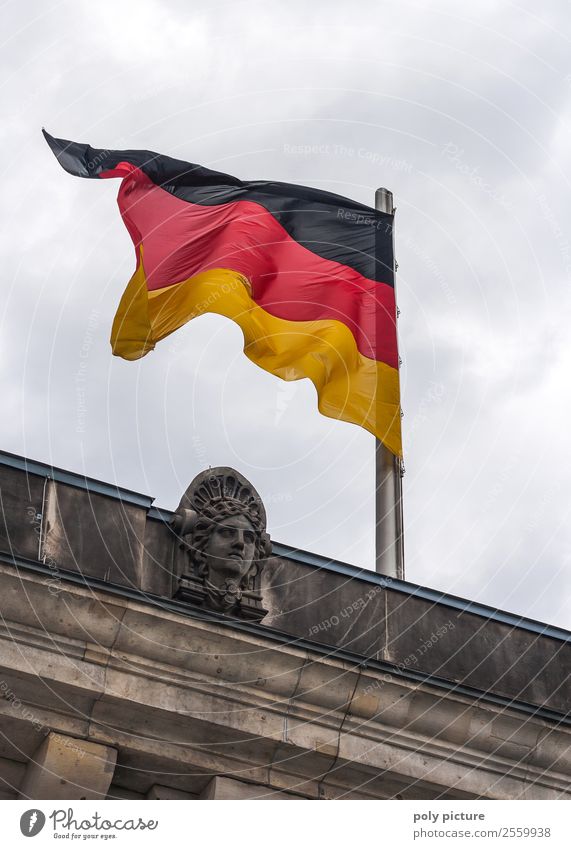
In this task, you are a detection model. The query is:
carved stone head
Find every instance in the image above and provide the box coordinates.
[171,468,271,619]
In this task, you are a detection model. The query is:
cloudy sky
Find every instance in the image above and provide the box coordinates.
[2,0,571,628]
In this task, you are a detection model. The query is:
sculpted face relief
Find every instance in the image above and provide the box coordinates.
[172,467,271,620]
[203,514,257,587]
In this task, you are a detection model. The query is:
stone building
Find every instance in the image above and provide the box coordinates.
[0,449,569,800]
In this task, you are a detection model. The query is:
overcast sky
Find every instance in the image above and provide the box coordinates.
[2,0,571,628]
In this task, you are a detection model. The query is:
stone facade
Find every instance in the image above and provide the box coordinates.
[0,450,569,800]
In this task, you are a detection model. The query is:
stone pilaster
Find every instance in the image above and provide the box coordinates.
[19,733,117,800]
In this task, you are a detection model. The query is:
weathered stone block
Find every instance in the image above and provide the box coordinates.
[19,733,117,800]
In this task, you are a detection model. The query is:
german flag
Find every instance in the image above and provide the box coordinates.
[44,131,402,457]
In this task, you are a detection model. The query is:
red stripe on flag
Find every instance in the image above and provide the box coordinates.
[104,164,398,368]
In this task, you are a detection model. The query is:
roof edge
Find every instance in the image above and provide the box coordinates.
[0,449,153,509]
[2,449,568,643]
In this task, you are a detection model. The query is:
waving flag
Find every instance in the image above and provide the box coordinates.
[44,131,401,456]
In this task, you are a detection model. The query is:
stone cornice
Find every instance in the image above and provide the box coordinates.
[0,565,569,799]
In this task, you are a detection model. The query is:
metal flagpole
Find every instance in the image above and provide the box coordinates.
[375,188,404,579]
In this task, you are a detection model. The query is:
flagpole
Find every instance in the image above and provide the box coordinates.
[375,188,404,579]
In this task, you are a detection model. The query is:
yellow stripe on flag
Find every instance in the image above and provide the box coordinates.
[111,254,402,457]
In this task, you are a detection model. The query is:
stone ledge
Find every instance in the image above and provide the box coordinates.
[0,569,569,799]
